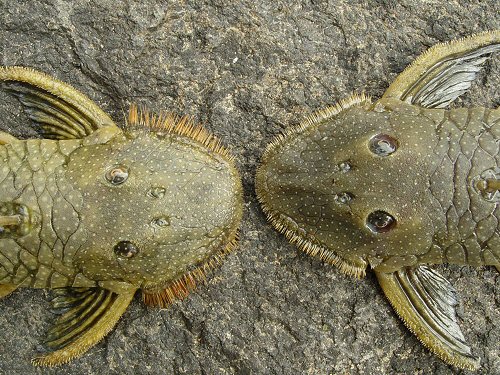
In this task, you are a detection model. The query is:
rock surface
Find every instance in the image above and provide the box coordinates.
[0,1,498,374]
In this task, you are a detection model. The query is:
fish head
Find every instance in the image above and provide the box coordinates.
[256,98,436,277]
[66,123,242,303]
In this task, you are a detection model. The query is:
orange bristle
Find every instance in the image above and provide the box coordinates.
[127,104,233,160]
[142,234,239,308]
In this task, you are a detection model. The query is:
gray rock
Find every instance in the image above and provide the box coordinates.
[0,1,498,374]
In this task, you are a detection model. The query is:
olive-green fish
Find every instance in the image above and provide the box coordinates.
[256,31,499,370]
[0,67,243,365]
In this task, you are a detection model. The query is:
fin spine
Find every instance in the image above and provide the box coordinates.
[377,269,480,370]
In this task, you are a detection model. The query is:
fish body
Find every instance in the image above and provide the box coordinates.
[259,98,499,274]
[0,67,243,365]
[1,137,84,288]
[1,130,240,292]
[256,31,500,370]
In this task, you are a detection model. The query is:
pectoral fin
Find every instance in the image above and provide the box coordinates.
[375,266,479,370]
[382,30,500,108]
[32,287,135,366]
[0,284,18,299]
[0,131,18,144]
[0,66,119,139]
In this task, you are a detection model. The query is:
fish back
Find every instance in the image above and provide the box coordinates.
[0,139,93,289]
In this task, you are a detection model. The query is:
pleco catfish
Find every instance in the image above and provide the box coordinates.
[256,31,499,370]
[0,67,243,365]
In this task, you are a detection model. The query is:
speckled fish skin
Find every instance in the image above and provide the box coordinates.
[256,31,499,370]
[0,67,243,366]
[1,131,241,291]
[260,99,499,273]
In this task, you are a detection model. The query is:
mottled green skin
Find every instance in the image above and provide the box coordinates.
[0,65,245,366]
[257,32,500,370]
[0,129,242,294]
[259,98,500,273]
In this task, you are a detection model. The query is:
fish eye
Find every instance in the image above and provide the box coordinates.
[105,165,129,185]
[114,240,139,258]
[366,210,396,233]
[369,134,398,156]
[151,217,170,228]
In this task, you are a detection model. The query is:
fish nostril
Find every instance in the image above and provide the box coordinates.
[339,161,352,172]
[151,217,170,228]
[148,186,166,198]
[334,192,354,204]
[114,240,139,258]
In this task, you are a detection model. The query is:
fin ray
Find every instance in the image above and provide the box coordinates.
[0,283,18,299]
[0,131,18,145]
[11,85,90,137]
[382,30,500,108]
[376,266,479,370]
[0,66,119,139]
[33,287,135,366]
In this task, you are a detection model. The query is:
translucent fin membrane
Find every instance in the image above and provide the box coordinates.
[127,104,233,161]
[32,288,134,366]
[0,66,117,139]
[382,30,500,107]
[376,267,479,370]
[142,232,239,308]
